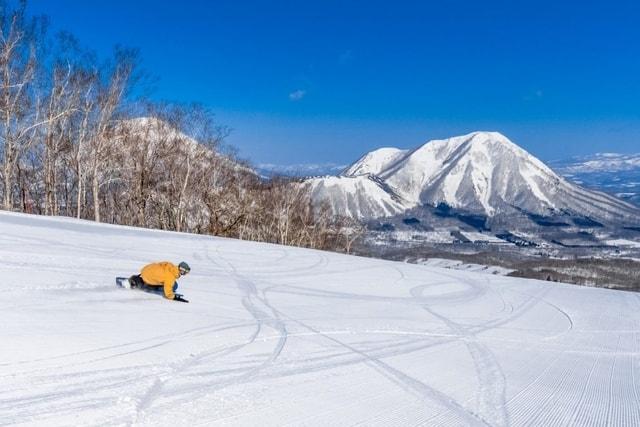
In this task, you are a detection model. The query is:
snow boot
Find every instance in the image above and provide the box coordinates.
[128,275,144,289]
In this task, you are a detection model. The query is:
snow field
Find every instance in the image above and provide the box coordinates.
[1,211,640,426]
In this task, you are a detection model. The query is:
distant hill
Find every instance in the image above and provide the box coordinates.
[256,162,347,178]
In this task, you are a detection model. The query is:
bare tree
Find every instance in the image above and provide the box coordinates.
[41,60,83,215]
[118,113,170,227]
[0,1,42,210]
[87,48,135,222]
[70,68,97,219]
[338,216,366,254]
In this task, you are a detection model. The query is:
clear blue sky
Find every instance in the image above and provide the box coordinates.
[30,0,640,166]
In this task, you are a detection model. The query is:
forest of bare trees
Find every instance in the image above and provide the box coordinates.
[0,1,358,252]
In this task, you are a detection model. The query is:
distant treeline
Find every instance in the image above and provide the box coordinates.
[0,1,361,252]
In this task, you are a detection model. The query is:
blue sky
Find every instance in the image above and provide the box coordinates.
[30,0,640,166]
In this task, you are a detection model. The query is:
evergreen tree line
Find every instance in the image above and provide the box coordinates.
[0,1,362,251]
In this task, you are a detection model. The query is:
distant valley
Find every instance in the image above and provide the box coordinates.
[549,153,640,207]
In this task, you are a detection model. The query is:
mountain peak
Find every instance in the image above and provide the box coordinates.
[467,131,512,145]
[408,131,516,159]
[469,130,509,140]
[447,131,520,153]
[342,147,409,177]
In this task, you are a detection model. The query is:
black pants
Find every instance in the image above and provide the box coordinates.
[129,274,178,294]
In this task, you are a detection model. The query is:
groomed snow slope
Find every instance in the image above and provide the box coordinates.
[2,211,639,426]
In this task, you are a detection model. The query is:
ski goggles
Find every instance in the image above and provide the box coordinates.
[179,267,190,275]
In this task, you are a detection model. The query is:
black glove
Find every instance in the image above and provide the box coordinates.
[173,294,189,303]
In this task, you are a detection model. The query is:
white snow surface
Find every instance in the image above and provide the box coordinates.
[306,175,408,218]
[342,147,410,177]
[459,231,510,244]
[605,238,640,248]
[2,211,640,426]
[416,258,515,276]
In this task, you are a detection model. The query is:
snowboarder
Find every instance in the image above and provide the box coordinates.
[128,261,191,302]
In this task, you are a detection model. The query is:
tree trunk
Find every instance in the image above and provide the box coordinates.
[176,156,191,233]
[3,143,13,210]
[76,170,83,219]
[44,145,53,215]
[92,170,100,222]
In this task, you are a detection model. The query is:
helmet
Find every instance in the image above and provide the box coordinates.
[178,261,191,274]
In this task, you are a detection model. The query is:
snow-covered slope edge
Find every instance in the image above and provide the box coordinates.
[306,174,411,218]
[2,210,640,426]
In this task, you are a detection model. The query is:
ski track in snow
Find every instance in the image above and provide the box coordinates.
[1,211,639,426]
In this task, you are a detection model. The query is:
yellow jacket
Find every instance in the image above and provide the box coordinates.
[140,262,180,299]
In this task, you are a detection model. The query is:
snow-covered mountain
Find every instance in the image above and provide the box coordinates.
[3,210,639,425]
[309,131,640,222]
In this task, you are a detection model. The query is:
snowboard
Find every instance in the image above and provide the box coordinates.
[115,276,132,289]
[115,277,189,303]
